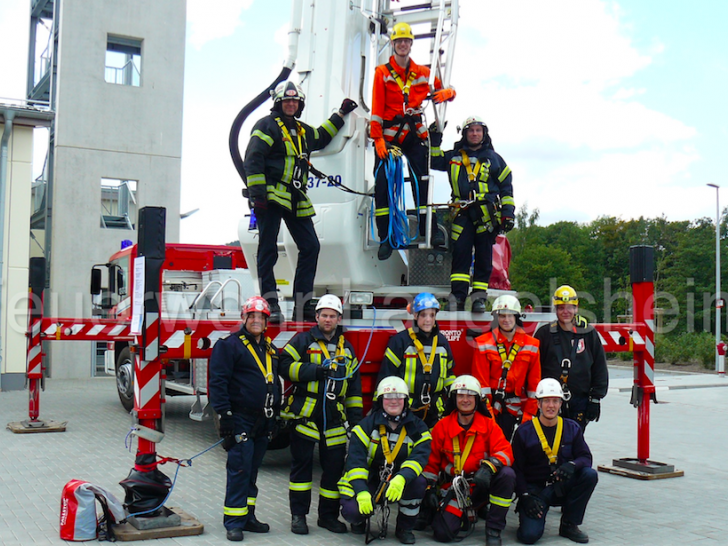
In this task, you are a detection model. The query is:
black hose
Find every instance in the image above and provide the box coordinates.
[228,66,292,184]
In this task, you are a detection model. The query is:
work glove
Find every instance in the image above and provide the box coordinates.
[219,411,235,438]
[374,137,390,159]
[249,196,267,211]
[519,493,545,519]
[356,490,374,515]
[427,121,444,148]
[552,461,576,482]
[501,216,515,233]
[473,458,501,491]
[586,398,601,422]
[222,436,236,452]
[339,98,358,115]
[432,87,456,104]
[423,487,439,509]
[385,474,406,502]
[315,366,331,381]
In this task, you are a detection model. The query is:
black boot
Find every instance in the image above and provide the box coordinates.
[445,294,465,312]
[292,300,316,322]
[244,508,270,533]
[485,527,502,546]
[559,521,589,543]
[395,528,416,544]
[317,516,348,533]
[351,521,366,535]
[226,528,244,542]
[268,301,284,324]
[378,241,393,261]
[291,514,308,535]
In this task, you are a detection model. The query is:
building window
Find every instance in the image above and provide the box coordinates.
[105,35,141,86]
[101,178,137,230]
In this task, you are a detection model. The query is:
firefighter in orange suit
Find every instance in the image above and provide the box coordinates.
[423,376,514,546]
[473,295,541,440]
[371,22,456,260]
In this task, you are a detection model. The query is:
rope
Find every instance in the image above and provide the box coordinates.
[371,155,419,249]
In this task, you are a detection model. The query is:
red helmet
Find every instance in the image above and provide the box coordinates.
[242,296,270,317]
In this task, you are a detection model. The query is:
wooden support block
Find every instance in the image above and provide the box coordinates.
[598,464,685,480]
[112,507,204,541]
[6,420,68,433]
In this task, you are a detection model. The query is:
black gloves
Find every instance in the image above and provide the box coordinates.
[519,493,545,519]
[586,398,601,422]
[222,436,236,451]
[219,411,235,438]
[501,216,515,233]
[339,98,358,115]
[428,121,444,148]
[315,366,331,381]
[423,488,439,510]
[553,461,576,482]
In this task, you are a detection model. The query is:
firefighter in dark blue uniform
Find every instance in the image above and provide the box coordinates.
[279,295,363,535]
[512,378,598,544]
[208,296,282,542]
[430,116,515,313]
[243,81,357,322]
[339,376,431,544]
[377,292,455,428]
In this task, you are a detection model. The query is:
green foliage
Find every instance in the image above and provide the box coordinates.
[654,332,717,369]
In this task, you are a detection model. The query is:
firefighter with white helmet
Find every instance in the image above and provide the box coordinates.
[423,376,515,545]
[430,115,515,313]
[371,21,456,260]
[208,296,282,541]
[279,294,363,535]
[533,285,608,431]
[377,292,455,427]
[244,81,358,322]
[338,376,432,543]
[473,295,541,439]
[512,378,598,544]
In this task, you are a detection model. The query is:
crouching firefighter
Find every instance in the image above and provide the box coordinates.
[279,295,363,535]
[339,377,431,544]
[423,375,515,546]
[208,296,282,542]
[377,292,455,428]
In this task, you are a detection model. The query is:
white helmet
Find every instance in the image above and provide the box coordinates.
[536,378,564,399]
[492,295,522,315]
[316,294,343,315]
[450,375,481,398]
[377,376,409,399]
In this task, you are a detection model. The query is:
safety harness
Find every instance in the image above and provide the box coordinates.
[366,424,408,544]
[435,431,477,541]
[532,416,564,483]
[492,331,521,415]
[275,117,308,190]
[382,62,426,144]
[318,335,348,402]
[237,335,277,442]
[408,328,437,418]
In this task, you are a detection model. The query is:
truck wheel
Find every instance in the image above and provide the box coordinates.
[116,347,135,412]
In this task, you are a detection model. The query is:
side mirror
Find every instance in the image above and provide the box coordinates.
[90,268,102,295]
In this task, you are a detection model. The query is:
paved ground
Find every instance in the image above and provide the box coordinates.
[2,368,727,545]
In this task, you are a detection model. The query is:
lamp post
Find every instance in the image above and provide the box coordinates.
[707,183,721,372]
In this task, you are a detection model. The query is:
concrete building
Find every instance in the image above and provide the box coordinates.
[24,0,186,383]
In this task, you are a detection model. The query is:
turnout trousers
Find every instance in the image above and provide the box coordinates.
[224,414,271,530]
[431,466,515,542]
[289,430,346,519]
[255,204,320,306]
[341,475,427,530]
[450,211,497,301]
[373,136,432,242]
[516,467,598,544]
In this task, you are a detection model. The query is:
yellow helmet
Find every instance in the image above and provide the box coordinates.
[553,285,579,306]
[391,22,414,42]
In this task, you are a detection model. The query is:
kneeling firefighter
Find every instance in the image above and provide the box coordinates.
[423,375,515,546]
[208,296,282,542]
[339,377,432,544]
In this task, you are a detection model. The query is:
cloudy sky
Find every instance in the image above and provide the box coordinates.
[1,0,726,244]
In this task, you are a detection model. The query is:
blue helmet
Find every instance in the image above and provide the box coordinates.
[411,292,440,314]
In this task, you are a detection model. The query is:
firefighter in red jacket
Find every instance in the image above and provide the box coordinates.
[371,22,456,260]
[473,295,541,440]
[423,375,515,546]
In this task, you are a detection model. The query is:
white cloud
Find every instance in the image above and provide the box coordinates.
[186,0,253,50]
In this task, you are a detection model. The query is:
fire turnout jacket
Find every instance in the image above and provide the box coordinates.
[430,141,515,227]
[338,409,432,498]
[472,327,541,420]
[423,411,513,485]
[534,322,608,400]
[377,325,455,417]
[208,326,281,415]
[279,325,363,447]
[243,112,344,217]
[511,417,592,495]
[370,56,442,144]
